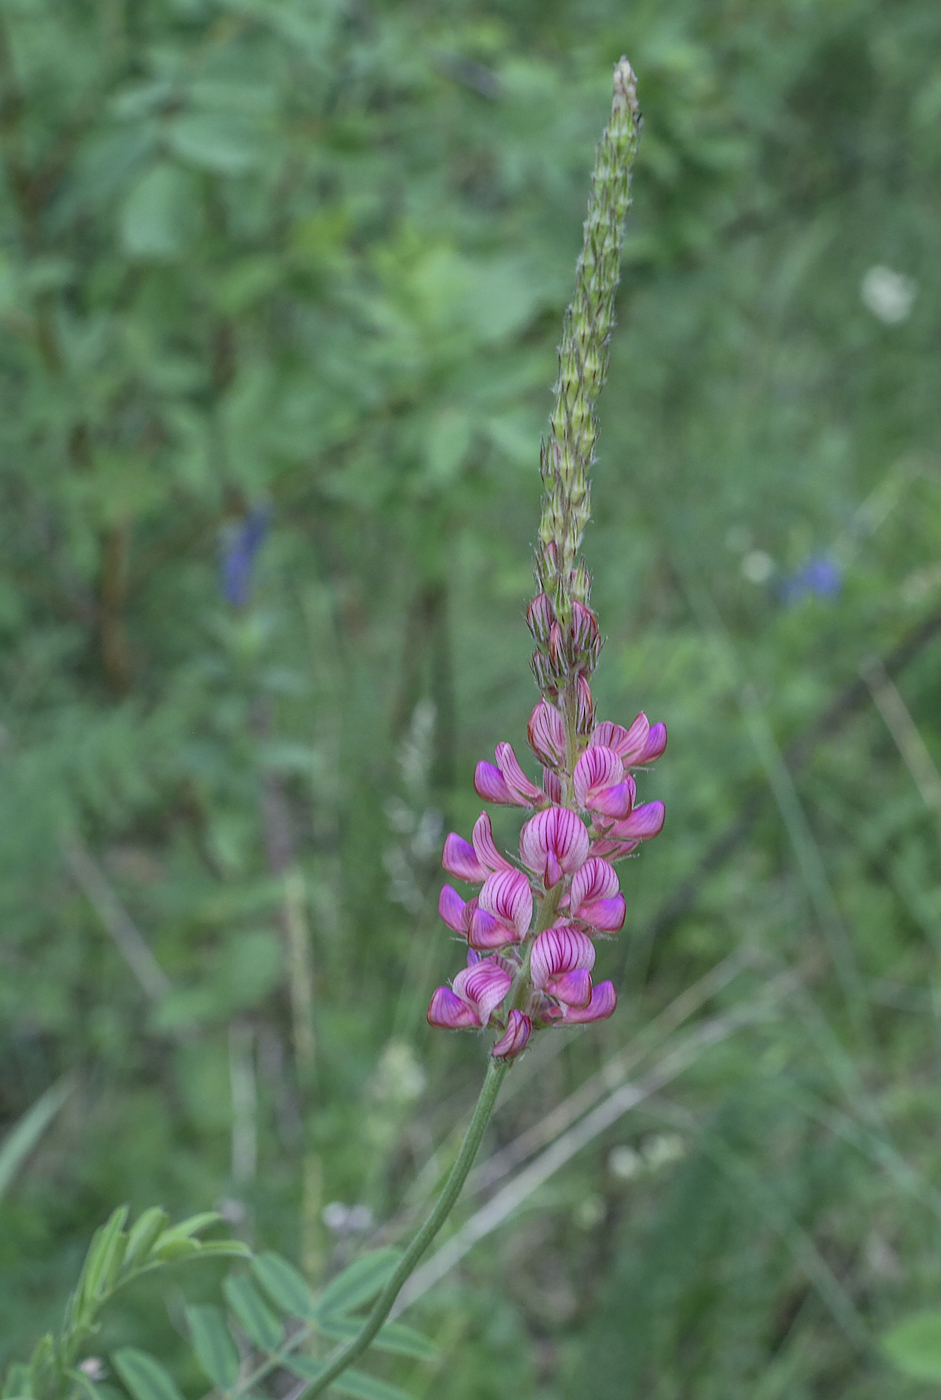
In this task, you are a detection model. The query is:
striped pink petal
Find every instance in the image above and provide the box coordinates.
[569,857,619,910]
[543,769,563,804]
[474,761,514,804]
[636,722,667,764]
[468,907,513,950]
[588,779,636,819]
[478,868,533,939]
[527,700,566,768]
[519,807,589,885]
[453,958,512,1024]
[472,811,515,873]
[442,833,486,883]
[491,1010,532,1060]
[561,980,617,1023]
[531,925,596,988]
[608,801,665,843]
[495,743,545,805]
[573,746,622,806]
[428,986,479,1028]
[591,713,649,764]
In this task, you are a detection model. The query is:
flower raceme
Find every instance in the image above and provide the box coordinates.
[428,687,665,1059]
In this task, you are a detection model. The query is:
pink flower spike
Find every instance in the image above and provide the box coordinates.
[442,833,487,883]
[438,884,471,934]
[528,700,566,768]
[495,743,545,805]
[472,811,515,873]
[491,1010,532,1060]
[478,869,533,940]
[562,980,617,1023]
[452,958,513,1024]
[474,761,514,805]
[531,925,596,988]
[636,722,667,764]
[520,807,590,886]
[427,986,479,1029]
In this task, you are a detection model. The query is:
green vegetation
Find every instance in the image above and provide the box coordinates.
[2,0,941,1396]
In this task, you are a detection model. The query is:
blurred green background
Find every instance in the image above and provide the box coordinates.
[2,0,941,1394]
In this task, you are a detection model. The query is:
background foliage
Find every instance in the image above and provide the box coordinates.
[2,0,941,1395]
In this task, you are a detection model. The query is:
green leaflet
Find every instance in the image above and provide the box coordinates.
[0,1077,73,1204]
[883,1309,941,1381]
[252,1252,316,1319]
[186,1305,240,1392]
[111,1350,186,1400]
[284,1358,413,1400]
[312,1315,436,1361]
[223,1274,283,1352]
[313,1250,402,1319]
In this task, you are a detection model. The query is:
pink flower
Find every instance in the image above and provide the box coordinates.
[491,1010,532,1060]
[567,856,626,932]
[519,806,590,887]
[560,981,617,1023]
[438,884,477,936]
[531,925,596,1008]
[469,869,534,950]
[475,742,546,808]
[573,746,637,819]
[442,811,515,883]
[591,802,666,859]
[427,956,512,1029]
[590,714,667,769]
[527,700,566,769]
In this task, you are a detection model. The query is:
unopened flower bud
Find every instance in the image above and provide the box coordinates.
[548,621,566,673]
[491,1010,532,1060]
[570,600,601,666]
[576,672,595,733]
[526,593,556,646]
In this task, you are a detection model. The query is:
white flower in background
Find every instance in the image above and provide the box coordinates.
[860,265,917,324]
[742,549,774,584]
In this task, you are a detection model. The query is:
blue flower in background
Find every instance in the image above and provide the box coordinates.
[780,554,842,606]
[220,506,271,607]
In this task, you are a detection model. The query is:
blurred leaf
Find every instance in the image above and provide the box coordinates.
[0,1076,73,1203]
[223,1274,283,1351]
[252,1252,315,1319]
[314,1314,437,1360]
[111,1350,185,1400]
[119,163,198,259]
[314,1250,402,1318]
[883,1310,941,1380]
[167,115,261,174]
[186,1305,240,1391]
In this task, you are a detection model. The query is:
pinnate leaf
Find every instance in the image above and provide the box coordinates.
[314,1250,402,1318]
[252,1251,315,1318]
[186,1305,240,1391]
[223,1274,282,1351]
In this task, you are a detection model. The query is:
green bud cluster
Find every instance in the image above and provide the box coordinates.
[535,57,641,623]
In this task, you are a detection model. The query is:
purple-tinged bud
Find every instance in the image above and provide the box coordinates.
[560,980,617,1023]
[548,621,566,673]
[576,673,595,733]
[474,761,514,805]
[527,593,556,646]
[520,807,590,887]
[531,650,559,698]
[570,600,601,665]
[528,700,566,768]
[491,1010,532,1060]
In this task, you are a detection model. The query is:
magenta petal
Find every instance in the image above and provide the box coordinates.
[474,761,514,804]
[636,722,667,764]
[580,895,626,932]
[472,812,514,873]
[442,833,487,882]
[609,801,665,842]
[453,958,512,1023]
[491,1010,532,1060]
[428,986,478,1028]
[546,968,593,1008]
[438,884,469,933]
[495,743,544,804]
[528,700,566,767]
[479,868,533,938]
[588,780,636,820]
[531,925,596,987]
[469,907,515,950]
[573,746,622,807]
[543,769,563,804]
[570,857,619,909]
[562,980,617,1023]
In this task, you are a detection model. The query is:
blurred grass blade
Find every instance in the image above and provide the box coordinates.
[0,1076,74,1204]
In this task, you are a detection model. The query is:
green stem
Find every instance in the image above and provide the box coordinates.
[296,1058,510,1399]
